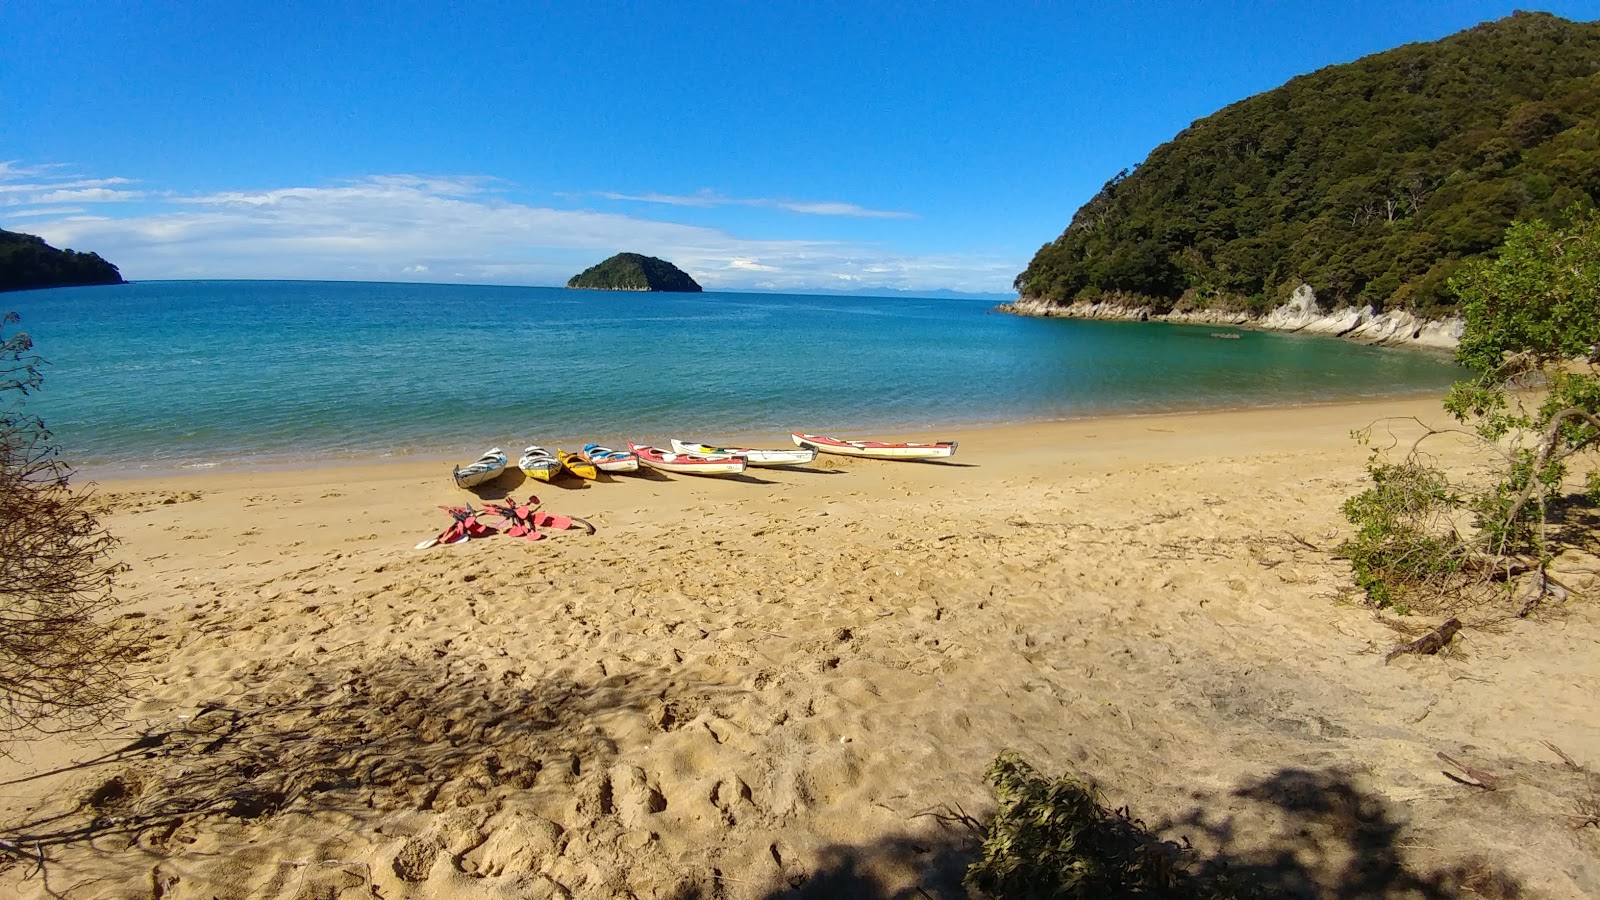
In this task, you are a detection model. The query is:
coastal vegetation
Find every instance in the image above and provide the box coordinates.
[1014,12,1600,318]
[0,312,134,747]
[0,229,124,293]
[966,752,1259,898]
[567,252,702,292]
[1340,210,1600,617]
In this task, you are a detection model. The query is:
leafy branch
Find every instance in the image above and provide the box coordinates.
[1341,210,1600,622]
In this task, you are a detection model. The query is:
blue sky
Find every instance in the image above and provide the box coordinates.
[4,2,1598,294]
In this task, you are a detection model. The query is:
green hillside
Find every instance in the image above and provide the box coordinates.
[0,229,125,293]
[567,253,702,292]
[1014,11,1600,317]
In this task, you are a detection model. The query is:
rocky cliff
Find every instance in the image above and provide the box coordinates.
[998,284,1462,350]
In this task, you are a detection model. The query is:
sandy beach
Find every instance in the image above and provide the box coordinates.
[2,395,1597,898]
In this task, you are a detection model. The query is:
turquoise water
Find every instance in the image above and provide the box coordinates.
[6,280,1464,472]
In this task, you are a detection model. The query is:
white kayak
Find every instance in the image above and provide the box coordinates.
[582,442,640,473]
[791,432,958,460]
[518,445,562,483]
[670,439,817,467]
[629,442,747,476]
[453,447,508,488]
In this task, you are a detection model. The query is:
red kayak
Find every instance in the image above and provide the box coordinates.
[628,442,748,476]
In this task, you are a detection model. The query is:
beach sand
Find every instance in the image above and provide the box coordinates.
[2,396,1598,898]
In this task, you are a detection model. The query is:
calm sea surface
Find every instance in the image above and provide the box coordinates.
[6,280,1464,473]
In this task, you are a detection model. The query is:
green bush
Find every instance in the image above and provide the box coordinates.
[966,752,1259,899]
[1342,208,1600,614]
[1339,459,1468,613]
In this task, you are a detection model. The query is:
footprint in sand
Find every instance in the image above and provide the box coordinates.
[391,835,443,882]
[710,773,754,827]
[461,807,567,878]
[609,763,668,830]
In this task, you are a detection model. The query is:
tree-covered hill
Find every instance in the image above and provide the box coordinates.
[0,230,125,293]
[567,253,702,292]
[1015,12,1600,317]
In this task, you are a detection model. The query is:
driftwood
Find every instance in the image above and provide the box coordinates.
[1437,751,1501,790]
[1385,618,1461,663]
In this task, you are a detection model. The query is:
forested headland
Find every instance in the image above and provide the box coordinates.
[0,229,125,293]
[1013,12,1600,318]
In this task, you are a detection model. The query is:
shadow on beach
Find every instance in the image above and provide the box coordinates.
[5,680,1523,900]
[737,767,1523,900]
[0,653,680,872]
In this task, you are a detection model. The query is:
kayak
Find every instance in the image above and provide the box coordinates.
[790,432,958,460]
[453,447,508,489]
[670,438,817,467]
[558,448,599,480]
[628,442,748,476]
[518,445,563,482]
[582,442,640,473]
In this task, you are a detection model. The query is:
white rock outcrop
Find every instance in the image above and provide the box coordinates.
[998,284,1461,351]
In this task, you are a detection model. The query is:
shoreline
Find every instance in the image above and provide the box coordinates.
[77,387,1458,483]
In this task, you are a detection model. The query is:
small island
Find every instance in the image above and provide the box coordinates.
[567,253,702,293]
[1,229,125,293]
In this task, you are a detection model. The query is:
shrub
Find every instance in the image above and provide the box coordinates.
[1342,209,1600,616]
[966,751,1259,899]
[0,312,136,746]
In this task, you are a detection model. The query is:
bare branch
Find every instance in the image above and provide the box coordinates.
[0,313,141,752]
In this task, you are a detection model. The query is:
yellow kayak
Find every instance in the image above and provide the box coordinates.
[518,445,562,482]
[558,448,599,480]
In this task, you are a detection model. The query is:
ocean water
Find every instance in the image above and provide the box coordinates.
[6,280,1464,472]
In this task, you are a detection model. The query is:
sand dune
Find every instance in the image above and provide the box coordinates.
[2,397,1597,898]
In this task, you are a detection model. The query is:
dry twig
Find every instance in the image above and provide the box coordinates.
[1437,752,1501,790]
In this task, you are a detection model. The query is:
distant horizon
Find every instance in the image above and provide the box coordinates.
[86,275,1017,302]
[6,3,1596,295]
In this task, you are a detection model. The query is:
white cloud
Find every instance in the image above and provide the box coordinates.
[772,200,911,219]
[27,188,146,204]
[0,176,136,196]
[3,206,86,219]
[596,189,915,220]
[0,161,69,181]
[596,189,720,208]
[0,166,144,211]
[9,167,1018,293]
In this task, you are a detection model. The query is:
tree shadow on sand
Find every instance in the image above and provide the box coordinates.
[0,652,677,868]
[741,765,1522,900]
[1161,767,1524,899]
[0,672,1527,899]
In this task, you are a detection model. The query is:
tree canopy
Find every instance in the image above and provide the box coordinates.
[1015,12,1600,317]
[0,229,125,293]
[567,253,702,292]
